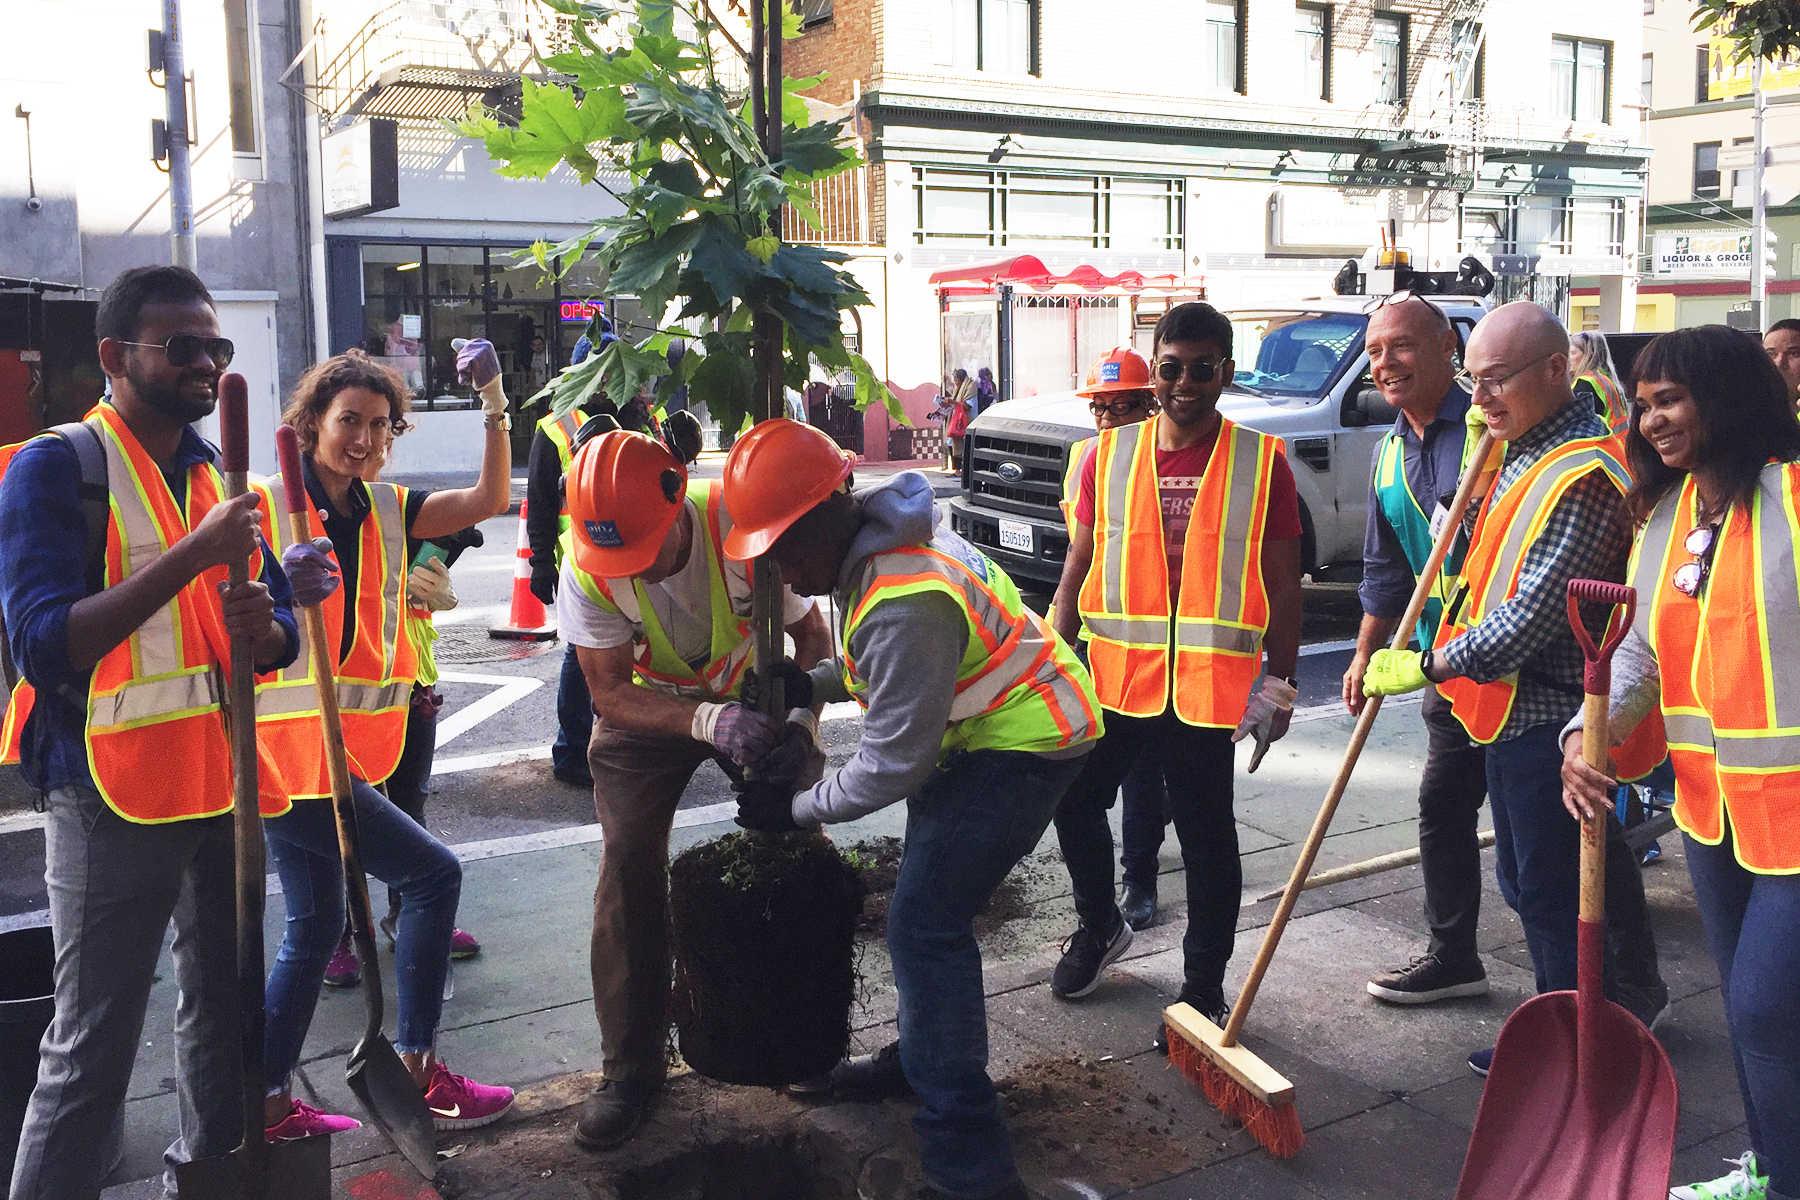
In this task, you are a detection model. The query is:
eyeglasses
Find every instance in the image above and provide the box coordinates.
[1088,396,1152,417]
[1671,523,1719,598]
[1154,358,1217,384]
[1454,351,1554,398]
[118,334,236,369]
[1362,289,1426,315]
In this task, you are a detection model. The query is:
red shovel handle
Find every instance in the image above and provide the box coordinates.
[1566,579,1634,695]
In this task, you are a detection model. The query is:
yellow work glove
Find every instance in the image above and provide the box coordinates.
[1362,648,1429,697]
[1465,399,1488,435]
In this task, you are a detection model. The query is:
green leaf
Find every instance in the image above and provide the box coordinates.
[686,215,771,310]
[847,351,904,422]
[689,334,758,436]
[746,235,779,263]
[767,288,844,347]
[777,119,857,178]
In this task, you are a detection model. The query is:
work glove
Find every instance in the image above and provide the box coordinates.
[742,659,815,713]
[407,559,458,612]
[1362,648,1430,698]
[733,778,802,834]
[692,701,784,770]
[1466,399,1491,438]
[280,537,339,608]
[759,710,826,789]
[452,338,507,415]
[529,564,558,607]
[1231,675,1297,773]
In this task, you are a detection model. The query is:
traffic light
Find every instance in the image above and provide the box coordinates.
[1766,228,1782,279]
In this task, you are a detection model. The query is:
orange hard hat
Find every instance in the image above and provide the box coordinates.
[566,429,689,579]
[1077,347,1153,397]
[720,418,856,561]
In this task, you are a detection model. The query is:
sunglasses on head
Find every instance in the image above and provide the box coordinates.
[118,334,236,369]
[1154,358,1217,383]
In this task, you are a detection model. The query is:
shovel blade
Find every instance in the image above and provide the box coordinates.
[347,1030,438,1181]
[174,1132,333,1199]
[1456,992,1679,1200]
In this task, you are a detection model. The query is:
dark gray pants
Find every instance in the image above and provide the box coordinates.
[9,785,242,1200]
[1417,684,1490,966]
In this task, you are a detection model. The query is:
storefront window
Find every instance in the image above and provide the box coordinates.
[360,245,426,396]
[913,169,1183,252]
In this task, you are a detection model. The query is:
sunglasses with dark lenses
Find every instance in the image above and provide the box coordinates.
[1088,396,1152,417]
[1154,358,1217,383]
[1671,523,1719,598]
[119,334,236,369]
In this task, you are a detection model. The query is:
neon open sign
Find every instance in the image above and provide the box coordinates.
[560,300,604,322]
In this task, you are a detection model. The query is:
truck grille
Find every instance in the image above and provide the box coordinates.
[967,433,1067,521]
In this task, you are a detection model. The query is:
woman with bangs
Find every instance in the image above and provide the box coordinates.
[1562,325,1800,1200]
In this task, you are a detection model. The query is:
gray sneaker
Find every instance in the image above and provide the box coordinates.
[1366,953,1489,1005]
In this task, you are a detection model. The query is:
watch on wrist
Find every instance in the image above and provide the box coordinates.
[484,411,511,431]
[1421,649,1436,681]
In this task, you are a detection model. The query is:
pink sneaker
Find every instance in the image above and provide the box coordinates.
[449,928,481,960]
[265,1099,361,1143]
[323,934,360,987]
[421,1062,514,1130]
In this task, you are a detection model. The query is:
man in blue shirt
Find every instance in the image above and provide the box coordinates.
[1,266,299,1200]
[1341,297,1493,1006]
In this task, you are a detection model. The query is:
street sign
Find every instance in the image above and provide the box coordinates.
[1652,230,1752,278]
[1717,143,1800,169]
[1708,34,1800,100]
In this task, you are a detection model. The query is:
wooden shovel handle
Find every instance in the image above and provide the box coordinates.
[1220,431,1497,1047]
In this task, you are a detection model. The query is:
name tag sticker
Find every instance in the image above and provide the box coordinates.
[1429,500,1451,541]
[586,519,624,548]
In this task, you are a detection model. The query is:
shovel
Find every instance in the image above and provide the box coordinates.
[274,424,438,1181]
[1453,578,1678,1200]
[174,375,332,1198]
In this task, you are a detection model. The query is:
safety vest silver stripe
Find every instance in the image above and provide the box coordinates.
[1752,470,1800,731]
[369,485,406,674]
[90,669,223,728]
[1213,425,1264,622]
[337,680,411,714]
[948,627,1049,720]
[1082,614,1170,645]
[1629,488,1683,647]
[1475,447,1612,617]
[1099,422,1141,617]
[1173,620,1262,656]
[103,423,185,680]
[1662,710,1714,749]
[254,677,319,717]
[1715,729,1800,770]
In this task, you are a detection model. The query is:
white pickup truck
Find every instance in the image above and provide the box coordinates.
[948,294,1492,589]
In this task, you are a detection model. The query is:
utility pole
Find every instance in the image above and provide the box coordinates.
[162,0,197,270]
[1753,54,1767,330]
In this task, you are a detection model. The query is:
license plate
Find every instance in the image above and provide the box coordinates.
[997,518,1034,554]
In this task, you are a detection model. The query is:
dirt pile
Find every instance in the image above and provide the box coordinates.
[998,1055,1219,1190]
[844,837,1036,940]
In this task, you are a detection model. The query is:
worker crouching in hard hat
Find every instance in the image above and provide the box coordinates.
[556,429,833,1149]
[720,419,1102,1200]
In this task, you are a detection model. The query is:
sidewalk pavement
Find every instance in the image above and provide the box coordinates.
[96,702,1743,1199]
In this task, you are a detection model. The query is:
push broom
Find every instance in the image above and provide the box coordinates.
[1163,428,1499,1157]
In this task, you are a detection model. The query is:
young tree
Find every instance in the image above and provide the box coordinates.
[459,0,901,434]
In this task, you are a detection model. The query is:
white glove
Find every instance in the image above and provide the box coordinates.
[407,559,458,611]
[1231,675,1298,773]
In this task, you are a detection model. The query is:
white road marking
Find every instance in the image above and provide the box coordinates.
[1298,638,1358,657]
[0,812,45,836]
[433,670,545,746]
[434,745,552,774]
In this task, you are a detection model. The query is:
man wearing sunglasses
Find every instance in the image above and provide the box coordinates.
[1,266,299,1200]
[1048,304,1304,1037]
[1361,301,1667,1075]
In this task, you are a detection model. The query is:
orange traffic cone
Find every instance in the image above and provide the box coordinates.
[490,497,557,641]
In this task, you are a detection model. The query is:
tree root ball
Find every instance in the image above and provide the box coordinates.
[669,831,865,1087]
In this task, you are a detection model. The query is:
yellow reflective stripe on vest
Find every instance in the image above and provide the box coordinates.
[1094,421,1139,618]
[1207,423,1267,625]
[1469,443,1627,623]
[104,423,187,680]
[367,483,407,680]
[1750,474,1800,733]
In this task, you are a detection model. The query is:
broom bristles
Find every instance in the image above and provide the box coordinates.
[1165,1021,1306,1158]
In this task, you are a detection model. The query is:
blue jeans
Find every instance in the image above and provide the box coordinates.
[263,777,462,1084]
[1486,722,1655,995]
[1117,750,1167,892]
[1685,827,1800,1196]
[553,643,594,780]
[890,748,1085,1199]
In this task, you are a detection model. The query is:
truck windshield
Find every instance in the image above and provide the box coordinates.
[1224,311,1365,398]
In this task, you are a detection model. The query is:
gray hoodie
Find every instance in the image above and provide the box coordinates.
[790,472,973,826]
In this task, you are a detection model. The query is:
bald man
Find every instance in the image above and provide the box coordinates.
[1764,319,1800,411]
[1360,302,1666,1075]
[1344,298,1492,1006]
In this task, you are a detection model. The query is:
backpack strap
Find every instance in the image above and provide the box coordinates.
[50,421,109,582]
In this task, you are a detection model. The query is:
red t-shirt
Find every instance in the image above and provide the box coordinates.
[1074,425,1303,600]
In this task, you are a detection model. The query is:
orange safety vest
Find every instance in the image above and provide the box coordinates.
[1612,463,1800,873]
[1077,415,1283,728]
[252,473,418,795]
[1575,373,1630,440]
[1433,434,1629,743]
[2,406,288,821]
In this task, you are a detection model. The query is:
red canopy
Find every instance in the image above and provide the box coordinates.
[927,254,1187,293]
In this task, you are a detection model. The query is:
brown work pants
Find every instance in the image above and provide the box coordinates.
[588,720,729,1085]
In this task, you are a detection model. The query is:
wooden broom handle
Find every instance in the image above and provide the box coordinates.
[1219,430,1497,1047]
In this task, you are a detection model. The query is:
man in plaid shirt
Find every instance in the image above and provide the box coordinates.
[1362,302,1665,1076]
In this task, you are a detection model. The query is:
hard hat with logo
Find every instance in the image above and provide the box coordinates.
[720,418,857,561]
[566,428,689,579]
[1077,347,1153,397]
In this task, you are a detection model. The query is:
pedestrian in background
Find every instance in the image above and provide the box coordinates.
[1344,295,1493,1006]
[1563,324,1800,1200]
[1763,318,1800,412]
[1048,302,1304,1041]
[1568,330,1629,438]
[1361,302,1668,1077]
[975,365,997,414]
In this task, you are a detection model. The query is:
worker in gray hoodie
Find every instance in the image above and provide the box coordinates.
[720,419,1102,1200]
